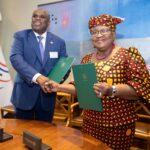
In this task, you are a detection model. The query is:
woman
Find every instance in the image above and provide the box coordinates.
[45,14,150,149]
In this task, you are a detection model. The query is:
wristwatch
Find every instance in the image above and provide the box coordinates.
[110,85,116,98]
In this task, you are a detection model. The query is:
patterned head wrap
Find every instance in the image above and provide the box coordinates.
[88,14,124,31]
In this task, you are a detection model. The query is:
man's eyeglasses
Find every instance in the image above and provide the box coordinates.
[90,28,111,37]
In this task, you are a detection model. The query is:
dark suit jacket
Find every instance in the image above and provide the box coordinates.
[10,29,67,111]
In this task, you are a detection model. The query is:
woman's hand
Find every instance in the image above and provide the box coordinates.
[93,82,112,98]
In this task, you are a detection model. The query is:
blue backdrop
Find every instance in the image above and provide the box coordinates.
[39,0,150,71]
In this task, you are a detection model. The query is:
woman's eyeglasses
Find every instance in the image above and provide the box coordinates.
[90,28,111,37]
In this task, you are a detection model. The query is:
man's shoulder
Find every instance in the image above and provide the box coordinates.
[15,29,33,36]
[13,29,35,40]
[47,31,65,42]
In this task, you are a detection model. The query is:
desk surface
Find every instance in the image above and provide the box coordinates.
[0,119,109,150]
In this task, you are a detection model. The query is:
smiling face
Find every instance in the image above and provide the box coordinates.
[31,9,50,35]
[90,25,115,51]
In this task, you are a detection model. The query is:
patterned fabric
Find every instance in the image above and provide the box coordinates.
[82,119,135,150]
[88,14,124,31]
[80,47,150,149]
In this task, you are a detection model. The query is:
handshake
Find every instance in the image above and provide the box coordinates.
[36,75,60,93]
[36,74,115,98]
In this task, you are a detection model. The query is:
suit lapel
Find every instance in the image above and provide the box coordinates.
[42,33,54,66]
[29,31,43,63]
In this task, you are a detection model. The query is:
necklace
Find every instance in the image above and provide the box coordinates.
[95,44,115,60]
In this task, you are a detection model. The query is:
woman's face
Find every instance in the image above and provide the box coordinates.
[90,25,115,51]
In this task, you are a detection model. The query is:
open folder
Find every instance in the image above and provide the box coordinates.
[48,57,75,83]
[72,63,103,111]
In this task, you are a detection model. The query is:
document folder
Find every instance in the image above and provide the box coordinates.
[72,63,103,111]
[48,57,75,83]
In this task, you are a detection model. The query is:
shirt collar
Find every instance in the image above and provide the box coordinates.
[34,31,47,39]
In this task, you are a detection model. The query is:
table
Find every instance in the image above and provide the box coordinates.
[0,119,109,150]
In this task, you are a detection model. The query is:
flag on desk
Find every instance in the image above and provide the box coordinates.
[0,46,12,107]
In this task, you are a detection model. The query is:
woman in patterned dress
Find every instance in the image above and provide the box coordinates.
[45,14,150,150]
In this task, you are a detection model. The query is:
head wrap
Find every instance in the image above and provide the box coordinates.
[88,14,124,31]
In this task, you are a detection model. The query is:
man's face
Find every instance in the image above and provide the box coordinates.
[31,9,50,34]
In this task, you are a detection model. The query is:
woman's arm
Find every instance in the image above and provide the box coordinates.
[94,83,141,100]
[45,80,76,96]
[114,84,140,100]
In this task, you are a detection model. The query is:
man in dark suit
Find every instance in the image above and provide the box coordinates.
[10,8,68,122]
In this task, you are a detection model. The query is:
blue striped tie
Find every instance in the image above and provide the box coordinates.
[37,36,44,61]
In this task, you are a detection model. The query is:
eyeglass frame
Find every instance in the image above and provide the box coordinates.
[90,28,112,37]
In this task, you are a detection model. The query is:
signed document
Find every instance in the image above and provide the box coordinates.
[48,57,75,83]
[72,63,103,111]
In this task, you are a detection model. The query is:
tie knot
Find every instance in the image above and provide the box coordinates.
[37,36,43,41]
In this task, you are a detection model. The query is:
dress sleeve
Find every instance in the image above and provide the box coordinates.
[126,47,150,103]
[80,54,92,64]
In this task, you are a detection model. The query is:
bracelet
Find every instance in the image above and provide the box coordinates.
[110,85,116,98]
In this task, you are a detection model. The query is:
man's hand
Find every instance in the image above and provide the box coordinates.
[44,80,60,93]
[36,75,49,93]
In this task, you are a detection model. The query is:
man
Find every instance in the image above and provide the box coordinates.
[10,9,68,122]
